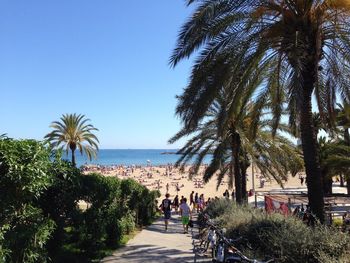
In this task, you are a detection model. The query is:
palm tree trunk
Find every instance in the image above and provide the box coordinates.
[300,74,325,223]
[346,177,350,195]
[322,169,332,196]
[71,149,76,167]
[232,131,243,204]
[340,174,345,187]
[240,152,249,203]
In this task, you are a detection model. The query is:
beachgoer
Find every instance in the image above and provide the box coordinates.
[179,195,183,203]
[231,190,235,200]
[160,193,172,231]
[176,182,180,194]
[166,183,169,193]
[206,197,211,206]
[199,194,205,212]
[173,195,179,214]
[293,206,300,217]
[190,191,194,207]
[224,189,229,199]
[194,192,199,212]
[179,198,191,234]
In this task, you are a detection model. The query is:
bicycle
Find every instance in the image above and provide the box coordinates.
[212,229,274,263]
[195,219,218,256]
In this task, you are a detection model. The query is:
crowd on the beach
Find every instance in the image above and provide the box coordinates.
[158,188,242,233]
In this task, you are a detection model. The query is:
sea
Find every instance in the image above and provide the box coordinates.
[69,149,211,167]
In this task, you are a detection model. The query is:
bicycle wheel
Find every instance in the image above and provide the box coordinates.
[196,240,210,256]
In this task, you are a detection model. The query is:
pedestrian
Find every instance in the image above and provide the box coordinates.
[224,189,229,199]
[231,189,235,200]
[166,183,169,193]
[179,198,191,234]
[199,194,205,211]
[190,191,194,207]
[173,195,179,214]
[194,192,199,212]
[180,195,184,204]
[160,193,172,231]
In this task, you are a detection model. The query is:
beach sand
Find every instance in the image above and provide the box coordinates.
[84,165,321,202]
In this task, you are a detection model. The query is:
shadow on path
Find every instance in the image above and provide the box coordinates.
[102,244,194,263]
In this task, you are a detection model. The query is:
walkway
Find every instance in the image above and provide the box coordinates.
[101,213,209,263]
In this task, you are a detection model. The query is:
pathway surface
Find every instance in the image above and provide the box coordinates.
[101,213,209,263]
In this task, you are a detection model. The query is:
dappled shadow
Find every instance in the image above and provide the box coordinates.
[101,244,194,263]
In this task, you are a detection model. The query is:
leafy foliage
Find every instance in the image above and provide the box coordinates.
[0,139,55,263]
[0,138,159,262]
[170,0,350,222]
[204,199,350,263]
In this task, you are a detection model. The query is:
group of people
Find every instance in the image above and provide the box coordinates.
[160,193,191,233]
[159,191,213,233]
[292,204,317,226]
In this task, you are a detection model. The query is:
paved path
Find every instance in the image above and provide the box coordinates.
[101,213,209,263]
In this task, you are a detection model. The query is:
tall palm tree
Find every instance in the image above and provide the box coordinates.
[337,102,350,145]
[336,102,350,191]
[170,0,350,222]
[170,95,303,203]
[45,114,99,166]
[318,137,350,195]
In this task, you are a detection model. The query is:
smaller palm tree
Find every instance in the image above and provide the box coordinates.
[45,114,99,166]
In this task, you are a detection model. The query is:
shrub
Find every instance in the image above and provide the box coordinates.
[204,198,350,263]
[0,139,55,263]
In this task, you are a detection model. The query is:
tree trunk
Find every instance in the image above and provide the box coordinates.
[232,131,243,204]
[347,177,350,195]
[240,152,250,203]
[71,149,76,167]
[340,174,345,187]
[300,76,325,223]
[322,169,332,196]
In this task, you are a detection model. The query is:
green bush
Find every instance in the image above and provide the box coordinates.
[204,198,350,263]
[0,139,55,263]
[0,138,160,262]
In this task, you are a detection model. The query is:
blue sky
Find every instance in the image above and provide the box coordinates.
[0,0,194,149]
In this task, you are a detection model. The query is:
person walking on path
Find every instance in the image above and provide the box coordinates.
[160,193,172,231]
[173,195,179,214]
[194,192,199,212]
[190,191,194,208]
[179,197,191,234]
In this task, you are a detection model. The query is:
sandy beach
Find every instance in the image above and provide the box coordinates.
[82,164,334,201]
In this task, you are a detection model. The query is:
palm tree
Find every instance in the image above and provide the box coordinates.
[170,0,350,222]
[318,137,350,195]
[336,102,350,191]
[337,102,350,145]
[45,114,99,166]
[170,95,303,203]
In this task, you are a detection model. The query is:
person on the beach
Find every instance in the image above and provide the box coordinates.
[196,194,203,211]
[180,195,184,205]
[231,190,235,200]
[179,197,191,234]
[173,195,179,214]
[190,191,194,209]
[166,183,169,193]
[194,192,199,212]
[160,193,172,231]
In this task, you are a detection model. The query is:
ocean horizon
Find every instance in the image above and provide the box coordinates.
[65,149,211,167]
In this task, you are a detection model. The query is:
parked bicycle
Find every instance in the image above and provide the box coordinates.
[212,228,274,263]
[197,214,274,263]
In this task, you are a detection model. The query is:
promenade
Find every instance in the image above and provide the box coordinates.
[101,214,209,263]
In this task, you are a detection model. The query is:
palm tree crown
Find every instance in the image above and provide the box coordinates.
[45,113,99,166]
[171,0,350,222]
